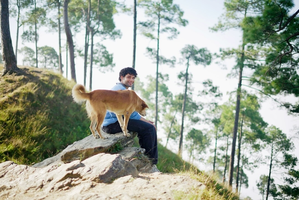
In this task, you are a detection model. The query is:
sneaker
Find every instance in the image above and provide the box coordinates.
[149,164,160,173]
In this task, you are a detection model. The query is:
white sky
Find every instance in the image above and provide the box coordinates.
[8,0,299,199]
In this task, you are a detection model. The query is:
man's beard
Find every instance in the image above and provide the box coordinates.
[121,82,132,88]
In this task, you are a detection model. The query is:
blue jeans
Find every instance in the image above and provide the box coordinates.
[102,119,158,164]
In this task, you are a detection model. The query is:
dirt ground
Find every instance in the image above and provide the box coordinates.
[1,172,205,200]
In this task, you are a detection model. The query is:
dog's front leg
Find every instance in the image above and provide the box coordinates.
[116,114,130,137]
[122,114,131,137]
[116,115,124,129]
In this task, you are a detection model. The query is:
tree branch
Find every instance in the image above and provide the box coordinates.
[278,9,299,31]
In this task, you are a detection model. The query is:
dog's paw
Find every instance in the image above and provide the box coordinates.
[100,135,107,139]
[93,134,104,139]
[124,132,131,137]
[93,135,100,139]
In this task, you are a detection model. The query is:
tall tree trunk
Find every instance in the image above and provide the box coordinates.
[178,57,189,156]
[155,11,160,130]
[132,0,137,90]
[34,0,38,68]
[239,164,244,194]
[165,111,177,148]
[189,144,194,163]
[89,31,94,91]
[58,0,63,74]
[84,1,91,87]
[213,126,219,173]
[266,143,274,200]
[223,136,229,183]
[63,0,76,82]
[65,43,68,78]
[15,0,20,61]
[236,117,244,192]
[1,0,20,76]
[228,30,246,187]
[87,0,96,91]
[84,25,89,87]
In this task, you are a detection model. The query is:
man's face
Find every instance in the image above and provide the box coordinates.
[120,74,135,88]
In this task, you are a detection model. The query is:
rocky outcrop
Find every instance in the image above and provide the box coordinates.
[0,132,205,199]
[33,132,139,167]
[0,153,138,191]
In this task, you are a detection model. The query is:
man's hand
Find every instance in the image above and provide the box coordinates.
[140,117,156,130]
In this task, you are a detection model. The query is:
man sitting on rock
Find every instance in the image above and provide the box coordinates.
[101,67,159,173]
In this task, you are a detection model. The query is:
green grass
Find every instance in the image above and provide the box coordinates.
[133,138,239,199]
[0,65,239,199]
[0,66,90,164]
[158,144,239,199]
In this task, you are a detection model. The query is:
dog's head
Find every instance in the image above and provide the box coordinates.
[138,100,149,116]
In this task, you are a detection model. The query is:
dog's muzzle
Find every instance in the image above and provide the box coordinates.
[140,111,146,116]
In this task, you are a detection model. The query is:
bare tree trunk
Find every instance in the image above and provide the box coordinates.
[236,117,244,192]
[15,0,21,61]
[84,25,89,87]
[58,0,63,74]
[213,127,219,173]
[65,43,68,77]
[87,0,96,91]
[89,31,94,91]
[188,145,194,163]
[1,0,20,76]
[63,0,76,82]
[155,11,160,130]
[228,74,241,187]
[228,35,245,188]
[266,143,274,200]
[223,136,229,183]
[84,1,91,87]
[165,111,177,148]
[132,0,137,90]
[33,0,39,68]
[239,164,244,194]
[178,57,189,156]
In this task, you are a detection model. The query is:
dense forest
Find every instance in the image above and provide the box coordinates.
[1,0,299,199]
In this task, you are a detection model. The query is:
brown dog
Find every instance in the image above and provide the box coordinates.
[72,84,148,139]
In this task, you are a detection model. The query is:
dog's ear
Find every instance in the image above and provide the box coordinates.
[142,101,149,109]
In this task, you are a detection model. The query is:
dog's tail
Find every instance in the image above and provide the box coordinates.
[72,84,90,103]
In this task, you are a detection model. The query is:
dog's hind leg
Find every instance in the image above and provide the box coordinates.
[87,103,99,139]
[95,113,105,139]
[89,118,100,139]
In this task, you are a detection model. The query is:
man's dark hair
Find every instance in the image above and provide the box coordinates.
[119,67,138,81]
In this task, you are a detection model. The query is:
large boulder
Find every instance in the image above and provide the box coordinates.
[0,132,207,200]
[0,132,153,199]
[0,156,205,200]
[33,132,140,167]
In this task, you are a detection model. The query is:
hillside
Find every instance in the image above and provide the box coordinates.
[0,66,239,199]
[0,66,90,164]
